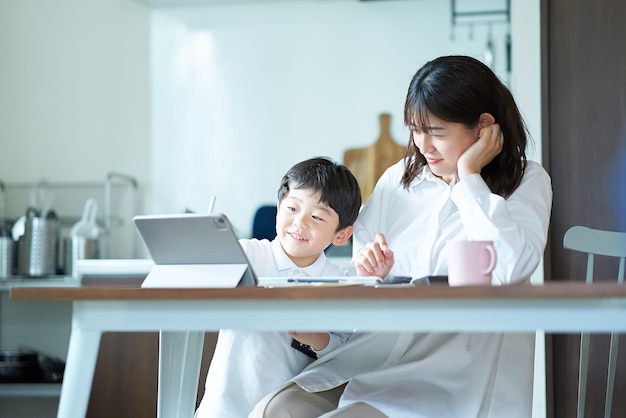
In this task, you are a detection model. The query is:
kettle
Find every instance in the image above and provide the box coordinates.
[64,198,102,278]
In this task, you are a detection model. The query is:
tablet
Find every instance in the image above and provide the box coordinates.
[133,213,258,288]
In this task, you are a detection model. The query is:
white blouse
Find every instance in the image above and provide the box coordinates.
[287,160,553,418]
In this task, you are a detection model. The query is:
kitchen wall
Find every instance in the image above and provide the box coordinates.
[0,0,151,258]
[149,0,541,240]
[0,0,151,183]
[0,0,540,247]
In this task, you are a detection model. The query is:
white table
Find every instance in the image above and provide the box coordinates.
[10,282,626,418]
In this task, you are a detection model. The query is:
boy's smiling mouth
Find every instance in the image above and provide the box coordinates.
[288,231,308,241]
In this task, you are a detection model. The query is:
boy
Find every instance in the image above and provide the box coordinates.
[195,157,362,418]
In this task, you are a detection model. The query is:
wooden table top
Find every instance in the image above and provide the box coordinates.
[9,281,626,301]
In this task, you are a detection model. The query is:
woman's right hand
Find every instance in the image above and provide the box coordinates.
[354,233,394,278]
[457,122,503,179]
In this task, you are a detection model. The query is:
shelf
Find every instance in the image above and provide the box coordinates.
[0,383,62,397]
[0,276,79,292]
[1,173,141,259]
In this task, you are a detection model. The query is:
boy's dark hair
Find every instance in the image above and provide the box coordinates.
[277,157,362,231]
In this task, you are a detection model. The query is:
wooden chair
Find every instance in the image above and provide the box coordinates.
[563,226,626,418]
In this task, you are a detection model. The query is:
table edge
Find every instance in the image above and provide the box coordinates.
[9,281,626,301]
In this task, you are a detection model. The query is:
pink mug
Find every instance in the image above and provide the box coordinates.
[446,240,497,286]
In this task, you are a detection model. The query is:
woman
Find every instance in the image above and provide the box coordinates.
[250,55,552,418]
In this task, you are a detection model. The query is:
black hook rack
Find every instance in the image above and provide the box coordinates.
[450,0,510,40]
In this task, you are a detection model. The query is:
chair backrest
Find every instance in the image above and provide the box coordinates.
[251,205,277,241]
[563,225,626,418]
[563,225,626,284]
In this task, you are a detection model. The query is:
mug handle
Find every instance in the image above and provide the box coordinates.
[482,245,497,274]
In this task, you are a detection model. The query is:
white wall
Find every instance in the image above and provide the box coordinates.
[0,0,540,245]
[0,0,151,184]
[511,0,542,163]
[150,0,519,237]
[0,0,151,257]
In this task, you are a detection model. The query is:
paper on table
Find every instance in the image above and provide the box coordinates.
[76,259,154,277]
[257,276,382,287]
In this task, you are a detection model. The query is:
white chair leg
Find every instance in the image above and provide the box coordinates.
[578,332,591,418]
[158,331,205,418]
[604,332,619,418]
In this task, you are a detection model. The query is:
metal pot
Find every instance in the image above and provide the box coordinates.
[0,350,43,383]
[0,349,64,383]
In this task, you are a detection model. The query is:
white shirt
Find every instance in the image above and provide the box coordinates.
[287,160,553,418]
[195,238,349,418]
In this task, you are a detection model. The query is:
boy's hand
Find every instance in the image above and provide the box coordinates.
[457,123,503,179]
[354,233,394,278]
[289,332,330,351]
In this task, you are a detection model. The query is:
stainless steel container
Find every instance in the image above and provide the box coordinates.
[17,209,59,277]
[0,236,13,279]
[64,236,100,278]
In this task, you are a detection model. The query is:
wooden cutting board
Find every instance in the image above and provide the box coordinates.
[343,113,406,202]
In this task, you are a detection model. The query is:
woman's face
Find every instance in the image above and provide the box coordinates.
[410,113,479,184]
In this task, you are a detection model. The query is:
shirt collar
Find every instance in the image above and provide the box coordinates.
[270,238,328,276]
[409,164,458,189]
[409,165,436,188]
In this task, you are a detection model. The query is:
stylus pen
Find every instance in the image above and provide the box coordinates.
[287,278,340,283]
[208,195,216,213]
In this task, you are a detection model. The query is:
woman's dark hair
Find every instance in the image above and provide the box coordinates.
[402,55,528,198]
[277,157,362,231]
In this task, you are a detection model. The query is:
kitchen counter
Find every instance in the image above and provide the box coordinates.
[0,276,79,292]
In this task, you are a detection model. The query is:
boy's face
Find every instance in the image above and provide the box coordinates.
[276,187,352,268]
